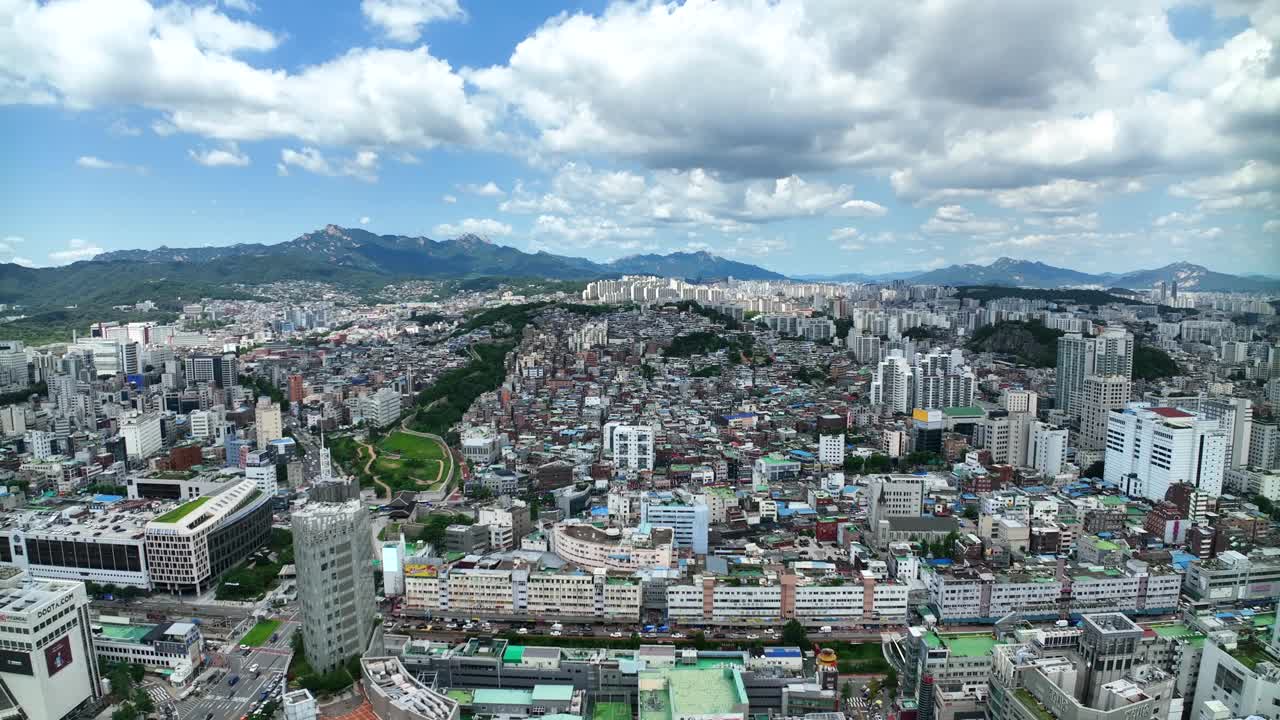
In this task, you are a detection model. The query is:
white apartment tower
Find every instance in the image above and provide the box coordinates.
[1056,329,1133,415]
[1000,389,1038,416]
[1028,422,1069,476]
[870,350,913,414]
[607,424,655,471]
[1077,375,1133,450]
[26,429,53,461]
[121,413,162,460]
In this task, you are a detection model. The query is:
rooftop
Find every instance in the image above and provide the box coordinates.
[96,622,155,642]
[923,631,997,657]
[638,666,747,720]
[152,495,210,524]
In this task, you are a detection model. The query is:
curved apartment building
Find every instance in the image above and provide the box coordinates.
[143,478,273,593]
[549,522,674,571]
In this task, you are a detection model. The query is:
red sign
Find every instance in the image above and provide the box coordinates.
[44,636,73,676]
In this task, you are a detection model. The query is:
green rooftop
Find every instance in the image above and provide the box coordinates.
[446,690,474,706]
[152,495,210,524]
[593,702,631,720]
[97,623,154,642]
[942,406,984,418]
[1013,688,1055,720]
[503,645,525,664]
[1253,612,1275,628]
[474,689,533,707]
[532,685,575,702]
[638,667,747,720]
[1093,539,1119,551]
[1150,623,1202,640]
[923,631,997,657]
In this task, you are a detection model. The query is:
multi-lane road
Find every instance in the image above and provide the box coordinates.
[175,614,299,720]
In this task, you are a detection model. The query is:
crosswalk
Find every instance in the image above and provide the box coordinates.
[147,687,172,706]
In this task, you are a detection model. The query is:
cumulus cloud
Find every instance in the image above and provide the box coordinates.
[3,0,489,150]
[360,216,371,225]
[277,147,379,182]
[839,200,889,217]
[433,218,512,238]
[829,227,860,241]
[441,194,457,204]
[1169,160,1278,212]
[188,141,249,167]
[921,205,1009,235]
[48,238,103,264]
[361,0,463,43]
[75,155,145,172]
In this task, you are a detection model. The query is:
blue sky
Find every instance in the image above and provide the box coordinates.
[1,0,1277,276]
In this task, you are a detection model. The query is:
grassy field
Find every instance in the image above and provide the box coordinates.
[242,619,282,647]
[373,432,448,492]
[593,702,632,720]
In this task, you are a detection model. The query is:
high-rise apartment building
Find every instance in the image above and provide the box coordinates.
[1076,375,1132,450]
[1248,418,1279,470]
[184,354,235,387]
[999,388,1038,416]
[1028,422,1068,477]
[1104,403,1227,501]
[871,350,913,414]
[292,501,375,674]
[639,493,709,554]
[1198,397,1252,470]
[0,568,103,720]
[606,424,655,471]
[818,433,845,465]
[1056,329,1133,416]
[288,374,305,405]
[359,387,401,429]
[25,429,53,460]
[255,397,283,450]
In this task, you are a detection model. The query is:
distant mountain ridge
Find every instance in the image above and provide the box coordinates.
[3,228,1275,310]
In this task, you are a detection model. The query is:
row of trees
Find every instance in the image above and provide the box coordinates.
[103,662,152,720]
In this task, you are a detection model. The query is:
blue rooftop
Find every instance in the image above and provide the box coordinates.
[763,648,801,657]
[93,494,124,503]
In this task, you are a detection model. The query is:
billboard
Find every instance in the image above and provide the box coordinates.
[0,649,33,676]
[44,635,73,676]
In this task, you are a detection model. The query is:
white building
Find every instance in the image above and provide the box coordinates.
[1250,419,1279,470]
[245,450,277,496]
[360,388,401,429]
[0,405,27,436]
[1190,626,1280,719]
[606,424,655,472]
[870,350,913,414]
[1104,403,1228,502]
[549,522,675,571]
[283,690,318,720]
[0,568,103,720]
[25,429,53,461]
[121,413,162,460]
[1028,422,1068,476]
[144,478,273,593]
[188,406,226,443]
[639,494,709,554]
[1077,375,1132,451]
[818,434,844,465]
[1056,329,1133,416]
[460,427,501,466]
[1000,389,1038,416]
[254,398,283,450]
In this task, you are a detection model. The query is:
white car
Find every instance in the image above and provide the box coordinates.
[550,630,562,636]
[746,633,760,640]
[516,628,529,635]
[609,632,623,638]
[239,644,249,651]
[671,632,686,639]
[819,625,833,633]
[249,664,260,674]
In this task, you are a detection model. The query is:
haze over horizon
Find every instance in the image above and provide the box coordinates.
[2,0,1277,275]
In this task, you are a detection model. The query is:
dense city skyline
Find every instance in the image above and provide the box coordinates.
[2,0,1278,274]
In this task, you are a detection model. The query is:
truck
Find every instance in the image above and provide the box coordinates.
[228,675,240,687]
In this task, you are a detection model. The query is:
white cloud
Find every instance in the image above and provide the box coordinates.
[188,141,249,167]
[1169,160,1278,212]
[531,214,654,250]
[360,216,371,225]
[48,238,103,264]
[433,218,512,238]
[107,119,141,136]
[76,155,121,170]
[442,194,457,204]
[921,205,1009,235]
[3,0,488,150]
[990,179,1102,214]
[721,236,789,258]
[221,0,257,13]
[838,200,888,217]
[460,181,504,197]
[361,0,463,43]
[829,227,859,242]
[278,147,379,182]
[1153,211,1204,227]
[1264,219,1280,233]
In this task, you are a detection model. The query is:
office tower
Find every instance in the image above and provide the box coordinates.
[0,569,103,720]
[1056,329,1133,416]
[871,350,913,414]
[606,424,655,471]
[292,501,375,674]
[819,433,845,465]
[184,353,235,387]
[1159,281,1167,304]
[1250,418,1279,470]
[120,412,162,460]
[1076,375,1132,450]
[1028,422,1068,476]
[1198,397,1252,470]
[999,388,1037,416]
[912,408,943,454]
[189,406,226,443]
[255,397,283,449]
[1104,403,1227,501]
[1171,280,1178,301]
[245,449,277,495]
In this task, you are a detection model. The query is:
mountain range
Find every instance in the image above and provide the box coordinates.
[1,226,1274,309]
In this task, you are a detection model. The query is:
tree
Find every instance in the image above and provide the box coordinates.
[883,668,899,696]
[963,505,979,521]
[782,619,808,646]
[841,681,854,703]
[843,455,865,475]
[1083,460,1105,479]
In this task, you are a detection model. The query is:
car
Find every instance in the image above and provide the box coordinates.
[671,632,686,639]
[764,627,775,634]
[551,622,563,630]
[550,630,562,636]
[241,649,252,657]
[819,625,833,633]
[657,625,669,633]
[642,624,656,633]
[609,631,623,638]
[746,633,760,640]
[249,663,260,674]
[270,633,279,643]
[206,714,214,720]
[228,675,240,687]
[517,628,529,635]
[239,644,250,650]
